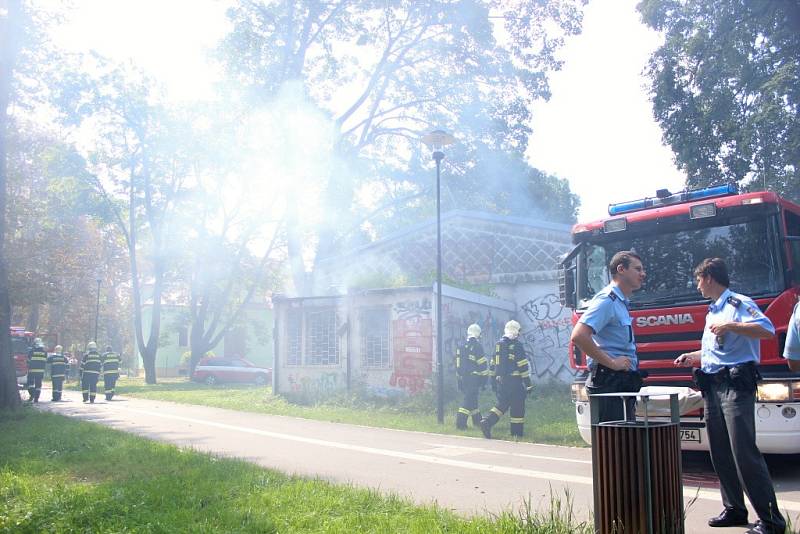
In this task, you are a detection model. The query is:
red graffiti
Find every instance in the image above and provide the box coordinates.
[390,317,432,394]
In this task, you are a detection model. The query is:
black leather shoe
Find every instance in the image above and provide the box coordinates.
[746,520,787,534]
[708,508,748,527]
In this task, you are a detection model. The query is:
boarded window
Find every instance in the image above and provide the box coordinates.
[286,309,302,366]
[361,308,390,368]
[306,309,339,365]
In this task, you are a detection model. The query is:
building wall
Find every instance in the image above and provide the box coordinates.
[274,287,516,398]
[495,280,577,383]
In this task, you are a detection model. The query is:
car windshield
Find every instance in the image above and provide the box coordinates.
[577,217,783,309]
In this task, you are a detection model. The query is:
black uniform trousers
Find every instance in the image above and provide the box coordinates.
[456,376,483,428]
[585,366,638,423]
[51,377,64,401]
[103,373,118,400]
[705,381,786,533]
[26,372,44,402]
[483,378,526,437]
[82,372,99,402]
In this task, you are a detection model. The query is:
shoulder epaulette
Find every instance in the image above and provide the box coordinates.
[608,292,618,301]
[727,296,741,307]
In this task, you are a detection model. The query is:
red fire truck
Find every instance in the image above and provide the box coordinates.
[559,184,800,454]
[11,326,34,388]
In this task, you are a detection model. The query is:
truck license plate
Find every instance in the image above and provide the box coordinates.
[680,429,700,442]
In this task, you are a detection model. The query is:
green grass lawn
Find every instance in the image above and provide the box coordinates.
[82,377,584,447]
[0,409,591,533]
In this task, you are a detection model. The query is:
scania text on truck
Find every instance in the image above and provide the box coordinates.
[559,184,800,454]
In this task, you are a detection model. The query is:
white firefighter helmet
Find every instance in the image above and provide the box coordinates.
[87,341,98,351]
[33,337,44,348]
[467,323,481,338]
[504,320,521,338]
[54,345,63,353]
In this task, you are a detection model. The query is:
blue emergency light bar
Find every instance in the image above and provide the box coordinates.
[607,184,738,216]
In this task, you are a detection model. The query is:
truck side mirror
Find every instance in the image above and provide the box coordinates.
[559,264,576,309]
[558,244,581,309]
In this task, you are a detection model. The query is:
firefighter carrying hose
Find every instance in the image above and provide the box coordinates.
[48,344,67,401]
[455,323,488,430]
[480,320,533,439]
[81,341,102,403]
[26,338,47,403]
[101,345,120,401]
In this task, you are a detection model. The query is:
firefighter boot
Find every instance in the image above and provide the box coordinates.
[90,394,95,403]
[471,410,483,427]
[481,409,501,439]
[82,390,89,402]
[510,418,525,438]
[456,408,469,430]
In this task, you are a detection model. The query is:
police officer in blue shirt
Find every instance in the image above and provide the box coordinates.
[675,258,786,534]
[571,250,646,423]
[784,298,800,372]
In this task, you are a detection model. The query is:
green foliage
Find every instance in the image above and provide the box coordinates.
[0,409,594,532]
[639,0,800,201]
[219,0,587,284]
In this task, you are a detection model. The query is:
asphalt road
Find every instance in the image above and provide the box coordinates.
[35,388,800,533]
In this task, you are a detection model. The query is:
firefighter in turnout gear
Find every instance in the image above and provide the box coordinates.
[101,345,120,401]
[455,323,488,430]
[26,338,47,403]
[81,341,102,403]
[48,345,67,401]
[481,320,533,439]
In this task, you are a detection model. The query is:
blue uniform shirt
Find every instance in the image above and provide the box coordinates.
[784,301,800,362]
[578,282,637,370]
[701,288,774,374]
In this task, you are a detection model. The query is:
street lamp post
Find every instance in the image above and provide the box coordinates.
[422,129,455,424]
[94,277,102,342]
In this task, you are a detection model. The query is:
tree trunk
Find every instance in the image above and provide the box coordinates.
[142,344,157,383]
[0,0,22,409]
[25,302,39,333]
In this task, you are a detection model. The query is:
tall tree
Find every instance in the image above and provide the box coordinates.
[54,60,193,383]
[179,157,285,371]
[639,0,800,200]
[0,0,23,409]
[220,0,587,294]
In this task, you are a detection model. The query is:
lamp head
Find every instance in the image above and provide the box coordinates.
[421,130,455,160]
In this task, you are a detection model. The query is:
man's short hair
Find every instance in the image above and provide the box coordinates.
[608,251,642,278]
[694,257,730,287]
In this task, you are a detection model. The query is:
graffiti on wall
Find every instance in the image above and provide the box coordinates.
[390,299,432,393]
[519,293,573,380]
[394,298,432,320]
[287,372,341,397]
[441,303,504,373]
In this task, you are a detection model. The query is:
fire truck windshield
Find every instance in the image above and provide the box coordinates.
[577,217,783,309]
[11,336,30,355]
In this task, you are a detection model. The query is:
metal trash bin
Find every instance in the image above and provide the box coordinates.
[590,391,684,534]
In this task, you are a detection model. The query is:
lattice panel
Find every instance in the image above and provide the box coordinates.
[319,214,572,287]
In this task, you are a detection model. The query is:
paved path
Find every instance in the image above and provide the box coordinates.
[36,388,800,533]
